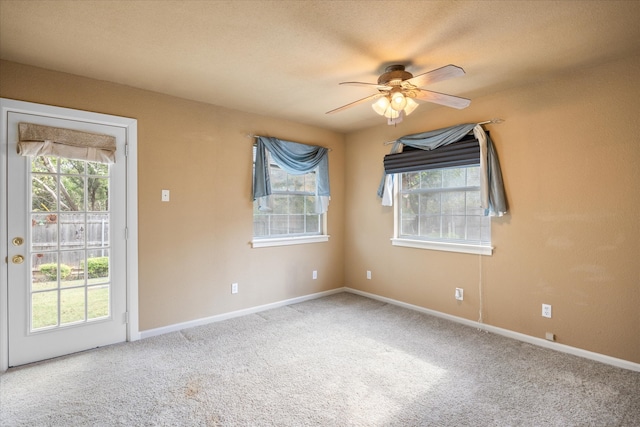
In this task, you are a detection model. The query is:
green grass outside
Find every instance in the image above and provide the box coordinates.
[32,283,110,329]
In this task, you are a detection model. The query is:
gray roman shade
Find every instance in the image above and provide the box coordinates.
[378,123,507,216]
[383,136,480,174]
[18,122,116,164]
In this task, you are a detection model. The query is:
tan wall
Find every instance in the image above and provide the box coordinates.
[0,60,346,331]
[344,54,640,363]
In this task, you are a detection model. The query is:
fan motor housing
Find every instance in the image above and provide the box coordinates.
[378,65,413,85]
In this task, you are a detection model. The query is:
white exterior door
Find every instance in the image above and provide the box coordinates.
[1,99,138,368]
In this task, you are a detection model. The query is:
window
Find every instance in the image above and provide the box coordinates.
[393,165,492,255]
[252,148,327,247]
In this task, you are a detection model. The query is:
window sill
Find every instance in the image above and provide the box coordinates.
[252,235,330,248]
[391,238,493,255]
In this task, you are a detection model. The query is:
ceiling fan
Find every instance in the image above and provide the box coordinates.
[326,64,471,125]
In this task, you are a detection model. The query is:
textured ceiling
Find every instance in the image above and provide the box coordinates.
[1,0,639,133]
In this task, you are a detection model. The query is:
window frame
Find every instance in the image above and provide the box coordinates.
[391,165,493,256]
[251,148,329,248]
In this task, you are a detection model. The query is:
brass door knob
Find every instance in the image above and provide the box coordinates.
[12,255,24,264]
[12,237,24,246]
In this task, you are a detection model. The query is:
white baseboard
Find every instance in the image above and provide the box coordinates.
[139,287,346,339]
[344,287,640,373]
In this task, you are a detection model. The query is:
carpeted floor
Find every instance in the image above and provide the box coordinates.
[1,292,639,426]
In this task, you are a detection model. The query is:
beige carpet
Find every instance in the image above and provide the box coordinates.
[1,292,639,426]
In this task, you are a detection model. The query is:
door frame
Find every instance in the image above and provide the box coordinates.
[1,98,140,371]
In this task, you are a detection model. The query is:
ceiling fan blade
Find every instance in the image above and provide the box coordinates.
[326,93,383,114]
[339,81,392,91]
[405,64,466,88]
[412,90,471,109]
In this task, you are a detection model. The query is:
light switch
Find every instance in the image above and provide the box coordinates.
[161,189,170,202]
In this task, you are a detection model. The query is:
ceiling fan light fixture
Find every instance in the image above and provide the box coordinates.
[390,91,407,111]
[383,106,400,119]
[372,96,390,115]
[388,110,405,125]
[404,97,419,115]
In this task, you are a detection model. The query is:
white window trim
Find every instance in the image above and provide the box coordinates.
[251,234,330,248]
[392,172,493,256]
[391,237,493,255]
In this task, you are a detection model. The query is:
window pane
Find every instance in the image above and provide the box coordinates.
[397,165,490,246]
[59,213,85,249]
[402,172,420,191]
[32,252,58,291]
[270,216,288,235]
[420,216,441,239]
[60,287,86,325]
[442,192,465,214]
[87,213,109,248]
[306,215,320,233]
[31,213,58,251]
[289,215,305,234]
[59,158,84,174]
[88,285,110,320]
[466,167,480,186]
[87,249,110,283]
[31,173,58,211]
[253,216,269,237]
[467,216,481,241]
[31,156,58,173]
[481,217,491,243]
[442,215,466,240]
[402,215,418,236]
[271,195,289,214]
[87,177,109,212]
[442,168,466,188]
[60,176,85,211]
[419,193,441,214]
[59,250,85,287]
[466,191,483,215]
[401,193,419,215]
[304,173,316,193]
[420,170,442,189]
[32,291,58,329]
[87,161,109,177]
[270,168,287,191]
[288,174,304,192]
[289,195,305,214]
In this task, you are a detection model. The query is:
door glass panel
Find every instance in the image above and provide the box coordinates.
[59,158,84,175]
[29,156,112,332]
[87,213,109,248]
[60,250,85,287]
[87,248,110,283]
[88,285,110,320]
[60,176,85,212]
[60,213,86,249]
[60,287,86,325]
[32,291,58,330]
[32,253,57,291]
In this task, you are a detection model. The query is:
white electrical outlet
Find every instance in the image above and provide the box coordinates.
[161,189,170,202]
[542,304,552,318]
[231,283,238,294]
[366,270,371,280]
[312,270,317,280]
[455,288,464,301]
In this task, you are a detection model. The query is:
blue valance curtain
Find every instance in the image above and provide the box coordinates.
[253,136,330,214]
[378,123,507,216]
